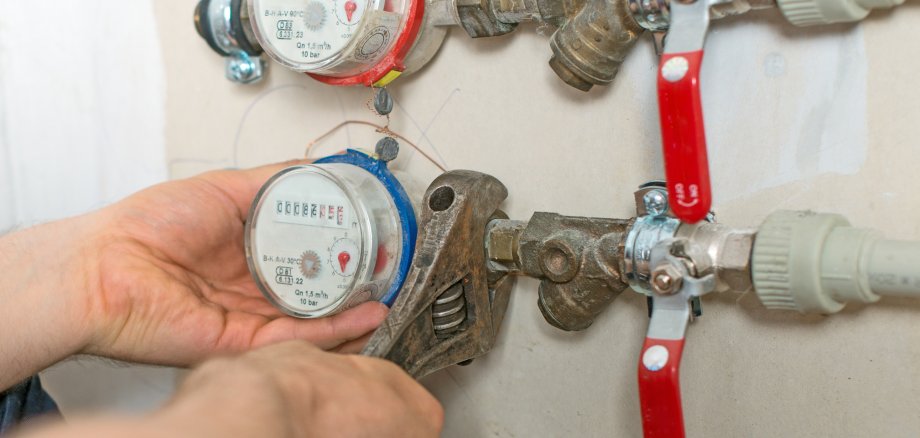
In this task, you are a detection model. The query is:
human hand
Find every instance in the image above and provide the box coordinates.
[163,341,444,437]
[13,342,443,438]
[80,161,388,365]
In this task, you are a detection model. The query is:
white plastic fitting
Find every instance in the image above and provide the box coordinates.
[752,210,920,314]
[777,0,905,26]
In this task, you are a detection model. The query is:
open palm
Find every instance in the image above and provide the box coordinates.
[83,161,386,366]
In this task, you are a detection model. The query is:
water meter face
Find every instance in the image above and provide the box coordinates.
[249,0,408,76]
[245,164,405,318]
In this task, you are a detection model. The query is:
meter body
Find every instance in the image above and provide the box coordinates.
[247,0,446,86]
[245,151,417,318]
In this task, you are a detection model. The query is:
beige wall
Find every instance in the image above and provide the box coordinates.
[156,2,920,436]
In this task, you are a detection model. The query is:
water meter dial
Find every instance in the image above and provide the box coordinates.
[248,0,438,86]
[245,151,417,318]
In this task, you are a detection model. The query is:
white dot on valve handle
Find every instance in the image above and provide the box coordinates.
[643,345,670,371]
[661,57,689,83]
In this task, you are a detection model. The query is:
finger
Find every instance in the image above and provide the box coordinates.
[356,357,444,432]
[251,302,388,350]
[198,159,312,222]
[332,332,375,354]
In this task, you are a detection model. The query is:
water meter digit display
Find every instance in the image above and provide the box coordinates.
[246,156,415,319]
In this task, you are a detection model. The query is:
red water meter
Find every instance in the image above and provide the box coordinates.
[249,0,442,86]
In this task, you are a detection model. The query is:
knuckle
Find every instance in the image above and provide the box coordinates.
[426,398,445,430]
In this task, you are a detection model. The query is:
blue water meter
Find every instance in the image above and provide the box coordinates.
[245,150,417,318]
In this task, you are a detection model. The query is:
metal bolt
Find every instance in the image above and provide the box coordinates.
[225,52,264,84]
[373,87,394,116]
[643,189,669,217]
[375,137,400,162]
[651,264,683,295]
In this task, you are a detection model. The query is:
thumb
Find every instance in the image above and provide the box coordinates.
[197,159,313,223]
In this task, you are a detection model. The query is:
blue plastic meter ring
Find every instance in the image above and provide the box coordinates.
[315,150,418,306]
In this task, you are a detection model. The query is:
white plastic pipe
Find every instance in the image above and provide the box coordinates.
[867,239,920,299]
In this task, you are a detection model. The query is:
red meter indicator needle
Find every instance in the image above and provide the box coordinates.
[344,0,357,22]
[338,252,351,273]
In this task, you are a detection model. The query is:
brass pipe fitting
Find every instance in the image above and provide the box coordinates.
[488,214,632,331]
[548,0,645,91]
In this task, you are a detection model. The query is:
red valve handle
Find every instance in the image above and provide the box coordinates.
[657,50,711,224]
[638,337,686,438]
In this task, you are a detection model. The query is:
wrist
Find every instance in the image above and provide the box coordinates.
[0,213,105,388]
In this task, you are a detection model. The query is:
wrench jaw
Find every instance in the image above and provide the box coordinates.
[360,171,516,379]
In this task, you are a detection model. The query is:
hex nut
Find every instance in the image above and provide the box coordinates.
[651,264,683,295]
[488,226,519,264]
[717,232,755,293]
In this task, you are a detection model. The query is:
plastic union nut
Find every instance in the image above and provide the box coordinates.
[752,210,882,314]
[778,0,905,26]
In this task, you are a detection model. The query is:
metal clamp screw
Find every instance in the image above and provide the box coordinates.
[643,189,670,217]
[225,52,264,84]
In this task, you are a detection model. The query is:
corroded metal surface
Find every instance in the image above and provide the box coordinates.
[454,0,774,90]
[361,171,515,379]
[549,0,644,91]
[487,213,634,331]
[456,0,518,37]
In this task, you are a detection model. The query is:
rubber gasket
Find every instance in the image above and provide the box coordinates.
[230,0,263,55]
[197,0,231,56]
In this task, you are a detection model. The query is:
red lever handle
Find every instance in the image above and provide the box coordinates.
[638,337,686,438]
[657,50,711,224]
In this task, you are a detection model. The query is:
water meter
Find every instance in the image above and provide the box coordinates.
[245,151,417,317]
[195,0,448,86]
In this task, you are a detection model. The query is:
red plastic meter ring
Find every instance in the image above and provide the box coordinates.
[249,0,431,88]
[309,0,426,87]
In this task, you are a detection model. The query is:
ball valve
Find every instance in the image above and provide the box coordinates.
[631,0,908,225]
[473,182,920,437]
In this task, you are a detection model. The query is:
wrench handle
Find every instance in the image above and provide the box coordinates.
[638,337,686,438]
[657,50,711,224]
